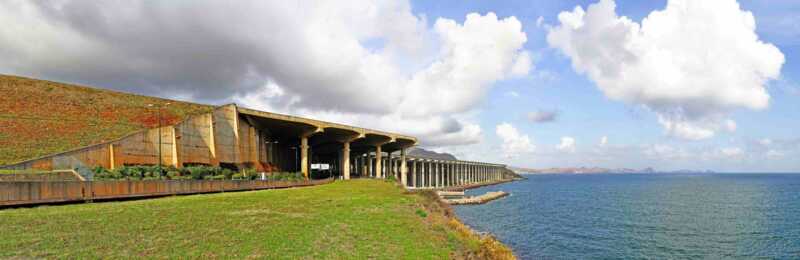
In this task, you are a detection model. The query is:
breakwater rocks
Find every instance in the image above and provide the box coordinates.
[439,190,509,205]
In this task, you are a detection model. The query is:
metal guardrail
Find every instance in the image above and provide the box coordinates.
[0,178,334,207]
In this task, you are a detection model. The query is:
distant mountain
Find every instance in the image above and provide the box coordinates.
[509,166,713,174]
[407,147,458,160]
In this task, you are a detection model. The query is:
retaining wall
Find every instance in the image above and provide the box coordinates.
[0,178,333,207]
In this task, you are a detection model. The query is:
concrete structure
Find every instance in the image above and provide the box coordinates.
[2,103,513,187]
[400,157,508,189]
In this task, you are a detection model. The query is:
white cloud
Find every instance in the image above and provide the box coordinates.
[536,16,545,28]
[556,136,576,153]
[495,123,534,158]
[0,1,532,147]
[600,136,608,146]
[547,0,785,140]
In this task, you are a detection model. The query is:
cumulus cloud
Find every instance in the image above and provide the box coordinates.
[495,123,534,158]
[556,136,576,153]
[0,1,531,147]
[526,109,559,123]
[547,0,785,140]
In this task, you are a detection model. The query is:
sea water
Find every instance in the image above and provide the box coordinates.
[454,174,800,259]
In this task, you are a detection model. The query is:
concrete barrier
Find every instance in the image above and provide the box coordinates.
[0,178,333,207]
[0,170,83,182]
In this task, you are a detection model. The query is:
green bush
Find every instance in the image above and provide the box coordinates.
[268,172,304,181]
[222,168,234,179]
[77,165,284,181]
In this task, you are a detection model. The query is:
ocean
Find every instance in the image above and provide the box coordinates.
[454,174,800,259]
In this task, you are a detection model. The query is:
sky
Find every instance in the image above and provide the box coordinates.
[0,0,798,172]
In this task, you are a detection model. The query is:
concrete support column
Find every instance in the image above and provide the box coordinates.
[427,161,432,188]
[411,160,417,187]
[368,155,374,178]
[472,164,476,183]
[400,149,408,187]
[444,162,449,187]
[452,162,457,186]
[436,161,444,187]
[375,146,383,179]
[439,163,444,188]
[301,136,309,179]
[432,161,438,188]
[441,161,447,187]
[418,160,423,187]
[466,164,470,184]
[384,157,388,178]
[462,163,466,185]
[341,142,351,180]
[360,155,366,177]
[456,163,461,185]
[459,163,464,185]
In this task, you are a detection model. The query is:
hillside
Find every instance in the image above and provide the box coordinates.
[408,147,458,160]
[0,75,213,165]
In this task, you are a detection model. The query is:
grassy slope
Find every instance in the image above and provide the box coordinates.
[0,75,212,165]
[0,180,513,259]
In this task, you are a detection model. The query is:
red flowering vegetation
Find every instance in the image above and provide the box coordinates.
[0,75,212,165]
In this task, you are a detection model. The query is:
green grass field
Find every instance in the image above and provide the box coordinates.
[0,180,509,259]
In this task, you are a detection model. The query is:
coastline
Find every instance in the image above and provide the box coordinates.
[416,178,519,259]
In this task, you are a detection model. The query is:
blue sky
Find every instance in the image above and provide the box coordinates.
[408,0,800,172]
[0,0,797,172]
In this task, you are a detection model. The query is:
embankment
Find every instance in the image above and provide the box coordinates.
[414,189,516,259]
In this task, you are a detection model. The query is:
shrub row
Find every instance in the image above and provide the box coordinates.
[91,165,303,181]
